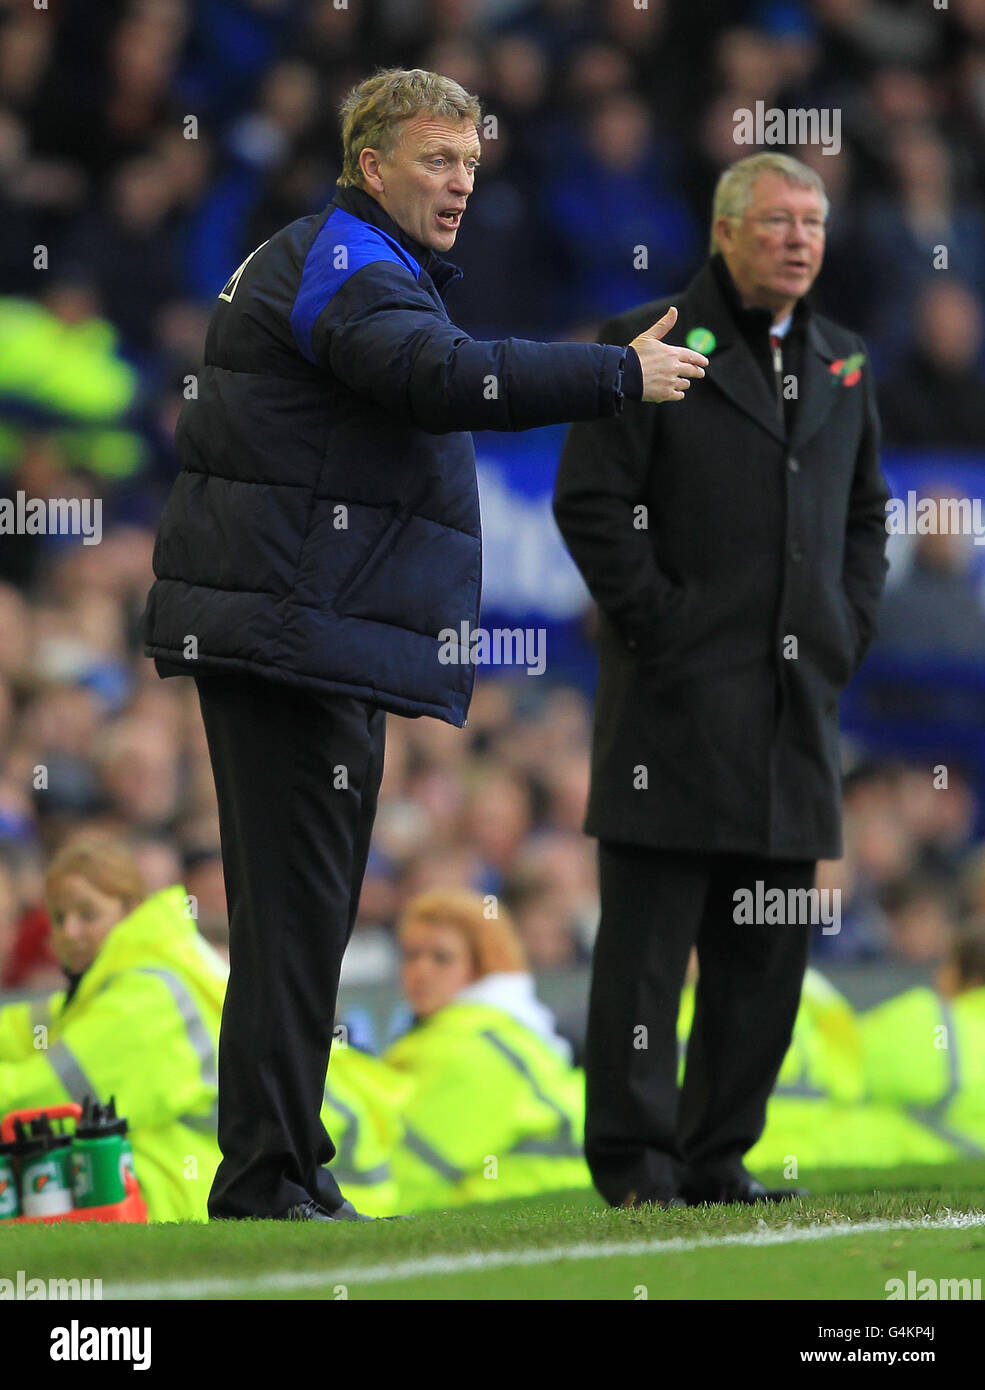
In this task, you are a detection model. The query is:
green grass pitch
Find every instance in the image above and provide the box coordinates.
[3,1163,984,1301]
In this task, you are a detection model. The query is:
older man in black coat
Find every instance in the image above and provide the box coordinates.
[553,153,890,1208]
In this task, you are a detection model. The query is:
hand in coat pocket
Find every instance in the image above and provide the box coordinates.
[630,581,700,689]
[814,592,861,688]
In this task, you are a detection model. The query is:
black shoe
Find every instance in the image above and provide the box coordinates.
[282,1198,375,1222]
[682,1177,807,1207]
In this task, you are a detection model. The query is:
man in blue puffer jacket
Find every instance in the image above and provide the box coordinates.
[142,67,706,1223]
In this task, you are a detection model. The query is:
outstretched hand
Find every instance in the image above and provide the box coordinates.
[630,307,709,403]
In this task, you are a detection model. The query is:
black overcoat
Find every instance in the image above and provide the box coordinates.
[553,259,890,859]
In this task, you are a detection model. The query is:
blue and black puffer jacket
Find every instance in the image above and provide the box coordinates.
[142,182,635,726]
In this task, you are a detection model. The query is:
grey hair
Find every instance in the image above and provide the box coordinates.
[710,153,829,254]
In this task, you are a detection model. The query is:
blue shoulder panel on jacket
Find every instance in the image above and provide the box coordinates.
[290,206,423,364]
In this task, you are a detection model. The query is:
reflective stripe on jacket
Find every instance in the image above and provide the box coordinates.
[0,885,226,1222]
[384,1001,590,1211]
[860,985,985,1161]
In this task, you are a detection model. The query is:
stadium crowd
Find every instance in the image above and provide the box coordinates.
[1,0,984,1217]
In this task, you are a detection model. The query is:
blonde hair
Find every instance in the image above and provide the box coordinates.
[397,888,527,976]
[45,832,146,916]
[337,67,482,189]
[710,152,829,254]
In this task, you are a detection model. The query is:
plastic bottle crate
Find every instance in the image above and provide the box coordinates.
[1,1102,148,1225]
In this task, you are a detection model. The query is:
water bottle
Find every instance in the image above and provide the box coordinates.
[70,1095,131,1208]
[0,1141,20,1219]
[17,1116,74,1217]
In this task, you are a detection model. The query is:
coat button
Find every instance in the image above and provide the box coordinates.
[627,637,638,651]
[787,456,800,473]
[790,544,804,563]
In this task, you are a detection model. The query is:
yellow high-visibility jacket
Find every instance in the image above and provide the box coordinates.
[384,1001,591,1211]
[0,885,226,1222]
[860,985,985,1160]
[321,1043,412,1217]
[678,969,961,1171]
[0,896,415,1221]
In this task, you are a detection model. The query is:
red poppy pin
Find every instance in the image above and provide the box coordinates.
[828,352,864,387]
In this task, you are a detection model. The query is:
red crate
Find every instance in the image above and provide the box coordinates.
[1,1103,148,1224]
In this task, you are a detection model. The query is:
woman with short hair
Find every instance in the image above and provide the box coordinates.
[385,888,591,1211]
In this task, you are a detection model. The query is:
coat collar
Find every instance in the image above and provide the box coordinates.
[682,254,842,450]
[330,182,464,299]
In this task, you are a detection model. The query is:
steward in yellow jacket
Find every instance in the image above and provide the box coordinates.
[0,884,226,1222]
[0,296,144,479]
[384,980,591,1211]
[859,932,985,1161]
[678,967,961,1173]
[0,888,411,1221]
[321,1042,411,1218]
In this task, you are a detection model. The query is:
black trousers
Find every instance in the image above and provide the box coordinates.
[586,843,814,1206]
[194,672,386,1218]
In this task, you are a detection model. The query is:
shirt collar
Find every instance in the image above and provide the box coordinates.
[330,182,464,297]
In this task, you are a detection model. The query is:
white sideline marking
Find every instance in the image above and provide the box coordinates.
[108,1211,985,1299]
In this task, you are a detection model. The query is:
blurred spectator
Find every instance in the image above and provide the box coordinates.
[875,510,985,658]
[544,90,700,324]
[94,715,181,831]
[383,886,590,1208]
[0,830,225,1222]
[812,765,908,961]
[61,156,182,352]
[0,858,27,984]
[511,887,590,970]
[894,763,976,878]
[879,280,985,448]
[463,765,533,886]
[960,844,985,921]
[880,873,957,966]
[863,124,985,363]
[130,833,183,895]
[859,922,985,1159]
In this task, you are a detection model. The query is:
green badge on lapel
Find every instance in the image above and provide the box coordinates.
[686,326,717,355]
